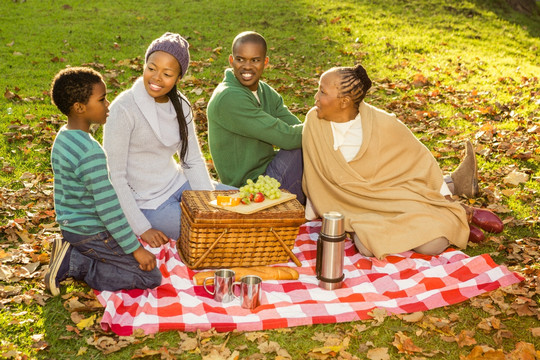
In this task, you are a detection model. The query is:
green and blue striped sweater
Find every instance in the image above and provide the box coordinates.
[51,126,140,254]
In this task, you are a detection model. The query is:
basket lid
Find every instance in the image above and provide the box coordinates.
[181,190,305,221]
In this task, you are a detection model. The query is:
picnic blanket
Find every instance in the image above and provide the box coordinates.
[96,220,523,336]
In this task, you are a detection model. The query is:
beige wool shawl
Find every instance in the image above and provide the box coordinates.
[302,102,469,259]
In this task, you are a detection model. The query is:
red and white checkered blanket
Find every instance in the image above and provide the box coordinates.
[96,221,523,336]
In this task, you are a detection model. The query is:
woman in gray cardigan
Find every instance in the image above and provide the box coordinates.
[104,32,231,247]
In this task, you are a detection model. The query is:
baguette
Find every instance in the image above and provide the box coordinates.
[193,266,299,285]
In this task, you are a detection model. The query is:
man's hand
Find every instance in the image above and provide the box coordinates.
[140,228,170,248]
[132,246,157,271]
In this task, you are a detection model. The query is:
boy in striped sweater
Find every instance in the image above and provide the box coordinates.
[45,67,162,296]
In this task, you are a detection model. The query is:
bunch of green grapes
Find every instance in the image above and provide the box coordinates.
[239,175,282,200]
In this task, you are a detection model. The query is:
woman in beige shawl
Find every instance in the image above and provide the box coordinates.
[302,65,495,259]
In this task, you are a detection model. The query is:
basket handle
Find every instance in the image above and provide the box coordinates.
[192,229,229,269]
[270,228,302,267]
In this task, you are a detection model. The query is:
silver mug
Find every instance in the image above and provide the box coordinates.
[203,269,236,303]
[233,275,262,310]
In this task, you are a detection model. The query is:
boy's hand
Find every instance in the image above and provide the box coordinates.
[133,246,157,271]
[140,228,170,248]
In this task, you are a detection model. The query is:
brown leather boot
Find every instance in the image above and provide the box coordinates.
[450,141,479,198]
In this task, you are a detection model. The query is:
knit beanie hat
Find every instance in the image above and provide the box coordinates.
[145,32,190,78]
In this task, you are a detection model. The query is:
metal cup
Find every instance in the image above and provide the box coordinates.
[203,269,236,303]
[233,275,262,310]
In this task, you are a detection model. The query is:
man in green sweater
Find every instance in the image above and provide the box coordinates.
[207,31,305,204]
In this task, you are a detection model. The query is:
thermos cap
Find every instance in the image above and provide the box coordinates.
[321,211,345,237]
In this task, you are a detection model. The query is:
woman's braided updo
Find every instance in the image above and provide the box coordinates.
[336,64,372,107]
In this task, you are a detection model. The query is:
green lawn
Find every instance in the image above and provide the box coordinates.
[1,0,539,359]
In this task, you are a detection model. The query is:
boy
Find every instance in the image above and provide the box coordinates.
[45,67,162,296]
[207,31,305,204]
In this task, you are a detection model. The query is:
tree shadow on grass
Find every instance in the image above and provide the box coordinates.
[465,0,540,37]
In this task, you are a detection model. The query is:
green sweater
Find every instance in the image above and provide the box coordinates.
[51,127,140,254]
[207,69,303,187]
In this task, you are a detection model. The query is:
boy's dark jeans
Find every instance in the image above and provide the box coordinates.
[62,230,162,292]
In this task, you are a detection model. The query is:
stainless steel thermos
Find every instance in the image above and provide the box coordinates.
[316,211,346,290]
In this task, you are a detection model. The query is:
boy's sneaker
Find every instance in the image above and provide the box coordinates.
[45,238,71,296]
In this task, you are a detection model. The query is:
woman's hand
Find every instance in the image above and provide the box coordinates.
[140,228,170,248]
[132,246,157,271]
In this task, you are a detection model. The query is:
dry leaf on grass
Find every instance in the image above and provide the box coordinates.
[417,315,454,336]
[86,335,125,355]
[503,170,529,186]
[392,331,422,354]
[477,316,501,331]
[368,308,388,326]
[179,336,198,351]
[257,341,291,359]
[131,345,163,358]
[396,311,424,323]
[201,348,239,360]
[494,329,514,346]
[456,330,477,348]
[245,331,268,342]
[508,341,536,360]
[65,297,87,312]
[461,345,505,360]
[366,347,390,360]
[76,346,87,356]
[354,324,369,333]
[244,354,265,360]
[75,314,96,330]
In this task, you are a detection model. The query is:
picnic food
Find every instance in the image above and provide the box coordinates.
[193,266,299,285]
[239,175,282,201]
[471,208,503,233]
[254,192,265,203]
[241,193,254,205]
[216,195,241,207]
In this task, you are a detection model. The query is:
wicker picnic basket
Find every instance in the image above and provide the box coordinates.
[178,190,305,269]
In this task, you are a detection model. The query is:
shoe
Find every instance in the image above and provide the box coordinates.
[472,208,504,233]
[450,141,479,198]
[44,238,71,296]
[468,225,485,243]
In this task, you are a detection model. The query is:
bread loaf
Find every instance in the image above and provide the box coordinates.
[193,266,299,285]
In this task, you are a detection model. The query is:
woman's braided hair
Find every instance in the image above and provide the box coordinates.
[166,84,190,166]
[336,64,372,107]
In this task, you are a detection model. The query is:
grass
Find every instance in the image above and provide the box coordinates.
[1,0,540,359]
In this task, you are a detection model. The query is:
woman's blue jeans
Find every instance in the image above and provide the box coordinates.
[141,181,236,240]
